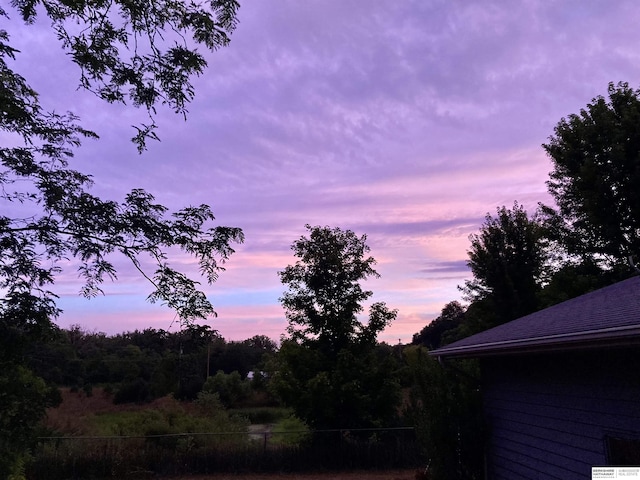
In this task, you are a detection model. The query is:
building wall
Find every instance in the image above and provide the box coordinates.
[481,348,640,480]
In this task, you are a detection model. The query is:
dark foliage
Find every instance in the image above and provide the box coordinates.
[26,325,277,407]
[404,346,483,480]
[273,225,400,429]
[412,301,465,349]
[462,202,549,327]
[544,82,640,267]
[1,1,242,474]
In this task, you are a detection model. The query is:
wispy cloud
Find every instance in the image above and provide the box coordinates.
[13,0,640,341]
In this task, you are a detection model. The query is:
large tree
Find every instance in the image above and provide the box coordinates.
[279,225,396,356]
[0,1,241,475]
[272,225,399,429]
[544,81,640,268]
[463,203,549,327]
[412,301,465,350]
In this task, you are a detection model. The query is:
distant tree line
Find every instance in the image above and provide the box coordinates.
[27,325,277,405]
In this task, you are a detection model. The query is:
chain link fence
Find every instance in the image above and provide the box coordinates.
[30,427,421,479]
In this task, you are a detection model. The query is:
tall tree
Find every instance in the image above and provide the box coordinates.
[463,203,548,327]
[272,225,399,429]
[412,301,465,350]
[544,81,640,267]
[279,225,396,356]
[0,2,241,475]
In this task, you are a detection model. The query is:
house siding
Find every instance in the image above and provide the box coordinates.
[481,349,640,480]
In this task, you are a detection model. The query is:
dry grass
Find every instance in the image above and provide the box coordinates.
[43,390,422,479]
[44,387,194,435]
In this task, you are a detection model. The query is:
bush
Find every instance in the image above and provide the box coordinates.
[229,407,291,424]
[113,378,151,404]
[202,370,250,408]
[175,374,204,400]
[271,416,310,446]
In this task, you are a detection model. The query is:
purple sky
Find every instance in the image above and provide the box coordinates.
[8,0,640,343]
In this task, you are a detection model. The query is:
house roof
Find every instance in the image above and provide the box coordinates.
[431,275,640,359]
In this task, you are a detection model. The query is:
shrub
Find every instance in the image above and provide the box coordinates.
[202,370,250,408]
[113,378,151,404]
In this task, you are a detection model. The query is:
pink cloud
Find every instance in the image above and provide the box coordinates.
[8,0,640,344]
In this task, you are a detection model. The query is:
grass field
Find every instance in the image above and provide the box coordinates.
[45,388,294,435]
[37,389,421,480]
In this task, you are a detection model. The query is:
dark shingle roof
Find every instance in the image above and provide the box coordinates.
[431,275,640,358]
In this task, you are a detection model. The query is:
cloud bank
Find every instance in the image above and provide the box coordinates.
[8,0,640,342]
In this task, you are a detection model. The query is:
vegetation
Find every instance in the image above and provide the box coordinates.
[271,225,401,430]
[2,0,639,475]
[82,392,248,437]
[544,82,640,268]
[412,301,465,350]
[407,83,640,479]
[1,0,242,476]
[26,326,276,409]
[20,75,640,474]
[463,202,550,327]
[31,385,417,479]
[404,346,483,480]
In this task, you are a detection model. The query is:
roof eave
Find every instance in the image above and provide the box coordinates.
[430,325,640,360]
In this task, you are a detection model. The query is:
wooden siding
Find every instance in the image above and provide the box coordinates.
[481,349,640,480]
